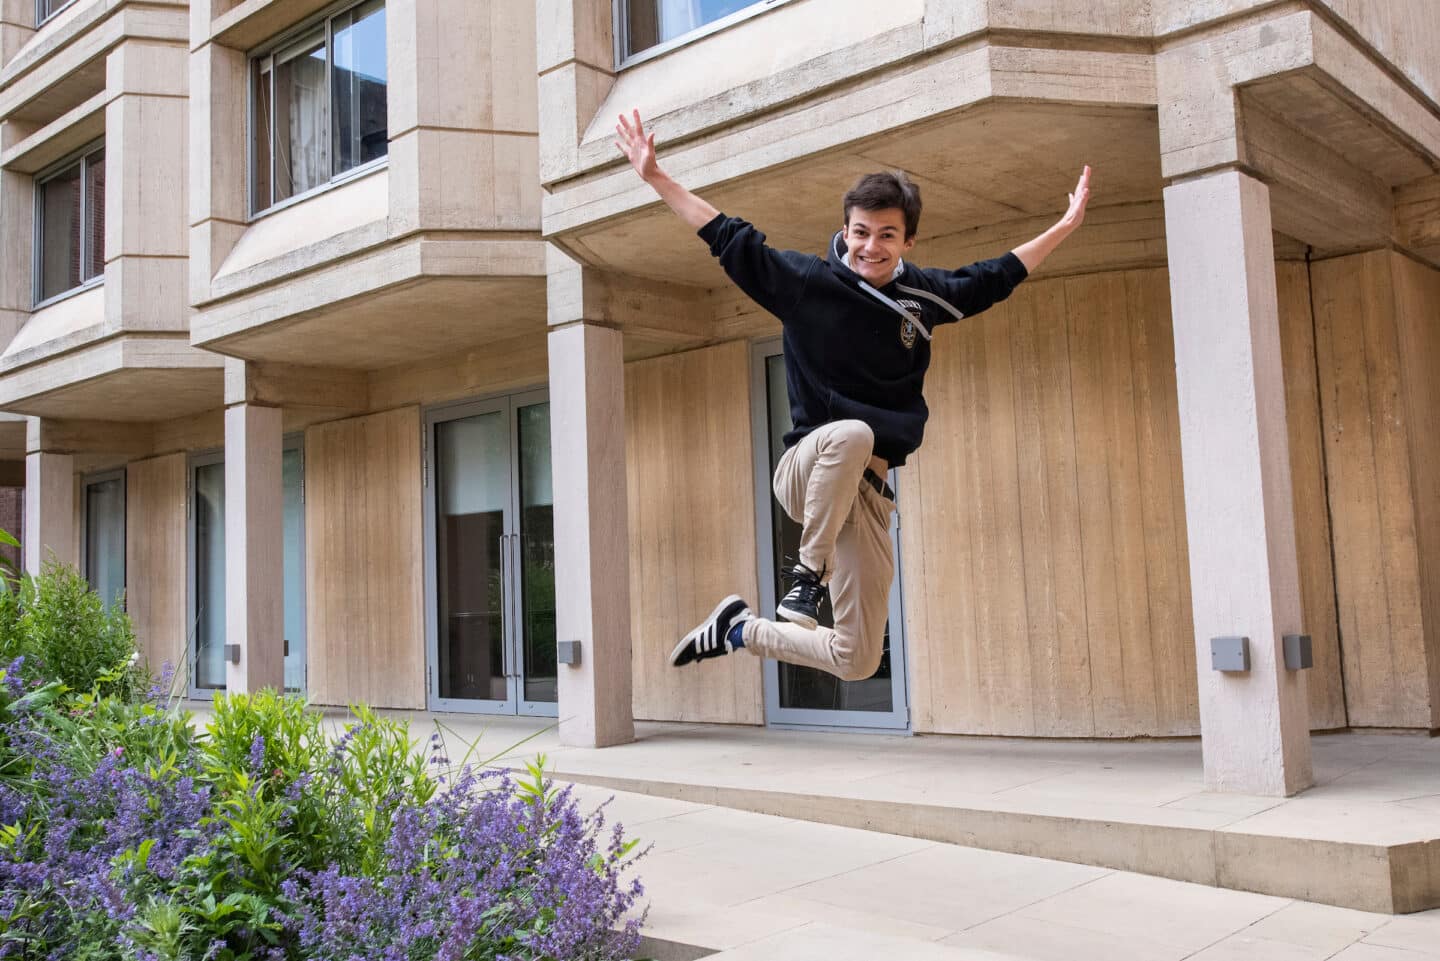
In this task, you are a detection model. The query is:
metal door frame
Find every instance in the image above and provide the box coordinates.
[423,389,556,717]
[750,339,912,731]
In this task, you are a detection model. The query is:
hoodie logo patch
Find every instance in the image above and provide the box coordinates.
[896,299,923,349]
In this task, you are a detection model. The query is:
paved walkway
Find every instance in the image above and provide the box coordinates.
[574,781,1440,960]
[190,704,1440,956]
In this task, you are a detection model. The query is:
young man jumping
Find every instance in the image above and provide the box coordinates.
[615,109,1091,682]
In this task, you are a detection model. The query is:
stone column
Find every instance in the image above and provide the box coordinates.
[0,0,35,64]
[107,37,191,333]
[1164,169,1312,796]
[223,399,284,694]
[23,419,74,574]
[548,319,634,748]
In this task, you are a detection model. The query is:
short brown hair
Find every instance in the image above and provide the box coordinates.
[843,171,922,239]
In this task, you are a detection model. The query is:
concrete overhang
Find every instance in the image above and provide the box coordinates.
[0,413,26,463]
[0,0,186,127]
[192,234,549,369]
[0,332,223,421]
[547,100,1165,290]
[192,165,550,371]
[1237,63,1440,258]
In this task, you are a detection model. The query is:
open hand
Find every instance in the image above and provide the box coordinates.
[1058,165,1091,235]
[615,109,659,182]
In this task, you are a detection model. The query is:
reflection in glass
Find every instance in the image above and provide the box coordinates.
[624,0,760,57]
[84,477,125,610]
[282,449,305,691]
[194,462,226,690]
[332,0,388,174]
[765,354,893,712]
[518,403,557,704]
[83,148,104,282]
[38,163,80,301]
[273,33,329,204]
[436,413,509,701]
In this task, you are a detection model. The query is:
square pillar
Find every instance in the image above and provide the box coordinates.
[224,402,284,694]
[1164,169,1313,796]
[23,447,74,575]
[548,321,634,747]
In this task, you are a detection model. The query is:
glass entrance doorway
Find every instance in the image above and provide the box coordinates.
[424,391,556,716]
[751,343,910,730]
[189,443,307,696]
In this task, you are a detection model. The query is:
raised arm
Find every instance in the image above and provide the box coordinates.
[1011,166,1091,273]
[615,109,719,230]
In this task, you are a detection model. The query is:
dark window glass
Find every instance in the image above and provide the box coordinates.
[38,164,80,301]
[83,148,104,280]
[37,147,103,303]
[250,1,387,214]
[35,0,74,26]
[765,353,894,712]
[623,0,761,58]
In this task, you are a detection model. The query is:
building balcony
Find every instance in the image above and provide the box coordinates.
[189,0,548,374]
[0,0,220,423]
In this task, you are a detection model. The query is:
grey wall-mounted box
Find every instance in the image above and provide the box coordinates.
[1283,634,1313,670]
[1211,636,1250,672]
[557,640,582,666]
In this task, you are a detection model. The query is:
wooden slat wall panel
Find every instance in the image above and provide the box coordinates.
[1312,251,1431,727]
[126,453,187,676]
[305,407,425,709]
[625,340,763,724]
[1389,252,1440,729]
[1275,262,1347,729]
[1125,270,1197,731]
[902,268,1197,736]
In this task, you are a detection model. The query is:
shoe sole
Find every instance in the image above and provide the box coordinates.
[775,603,818,632]
[670,594,746,666]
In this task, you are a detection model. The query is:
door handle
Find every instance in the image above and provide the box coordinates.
[498,533,511,680]
[510,532,522,680]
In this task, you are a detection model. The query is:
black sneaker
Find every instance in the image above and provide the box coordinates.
[777,563,826,631]
[669,595,752,667]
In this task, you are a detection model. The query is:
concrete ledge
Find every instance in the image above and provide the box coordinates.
[548,770,1440,915]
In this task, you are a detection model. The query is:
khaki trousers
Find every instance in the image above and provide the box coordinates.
[741,420,896,681]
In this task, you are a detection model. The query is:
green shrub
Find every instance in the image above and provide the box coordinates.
[0,559,146,700]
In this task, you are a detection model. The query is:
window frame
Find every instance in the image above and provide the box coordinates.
[614,0,794,69]
[35,0,78,28]
[246,0,389,220]
[80,467,126,611]
[32,140,106,310]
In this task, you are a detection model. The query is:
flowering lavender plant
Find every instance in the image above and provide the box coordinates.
[1,663,650,961]
[288,758,647,961]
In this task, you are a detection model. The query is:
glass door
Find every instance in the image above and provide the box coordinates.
[188,442,307,697]
[81,469,126,610]
[424,391,556,716]
[751,342,910,730]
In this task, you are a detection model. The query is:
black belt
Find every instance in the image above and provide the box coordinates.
[863,468,895,502]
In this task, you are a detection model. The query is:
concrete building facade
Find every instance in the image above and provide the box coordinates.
[1,0,1438,796]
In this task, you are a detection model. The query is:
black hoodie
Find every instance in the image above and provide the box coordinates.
[698,212,1028,466]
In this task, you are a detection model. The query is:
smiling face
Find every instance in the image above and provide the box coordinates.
[842,206,916,286]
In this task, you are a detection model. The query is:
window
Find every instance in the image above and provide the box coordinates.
[35,145,104,305]
[250,0,388,215]
[35,0,76,26]
[82,470,125,610]
[618,0,768,61]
